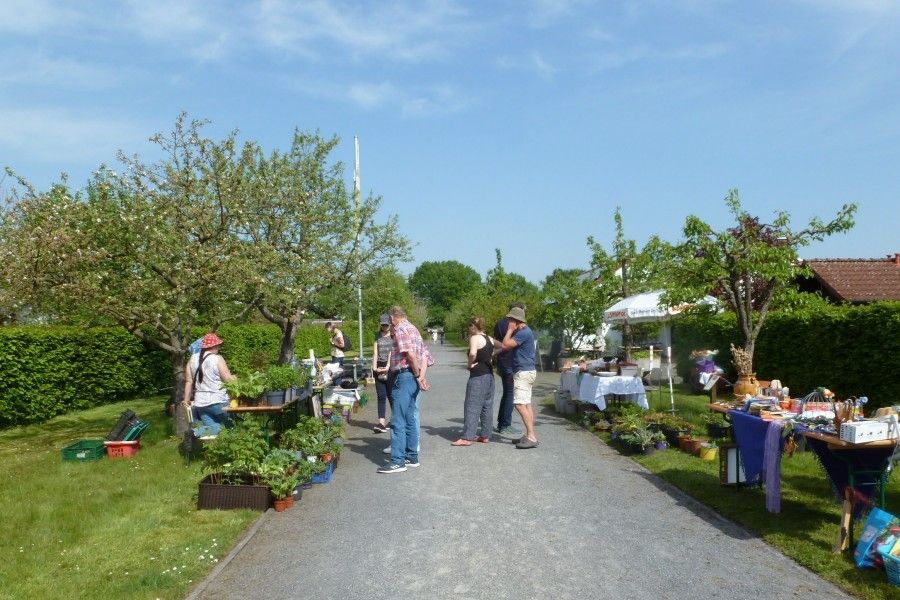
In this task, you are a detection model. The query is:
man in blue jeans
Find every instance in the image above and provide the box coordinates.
[378,305,434,474]
[494,301,525,437]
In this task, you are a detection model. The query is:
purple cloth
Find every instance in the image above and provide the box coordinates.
[764,420,784,513]
[729,410,769,483]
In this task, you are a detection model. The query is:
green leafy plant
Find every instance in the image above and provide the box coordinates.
[201,418,269,484]
[259,448,300,499]
[263,365,301,392]
[223,371,265,401]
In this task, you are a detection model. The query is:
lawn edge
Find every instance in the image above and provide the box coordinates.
[185,509,272,600]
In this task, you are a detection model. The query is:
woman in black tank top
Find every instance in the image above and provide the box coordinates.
[452,317,500,446]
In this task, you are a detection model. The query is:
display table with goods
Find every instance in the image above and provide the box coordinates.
[573,370,648,411]
[710,390,899,562]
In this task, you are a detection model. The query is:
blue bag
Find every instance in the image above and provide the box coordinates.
[855,507,897,568]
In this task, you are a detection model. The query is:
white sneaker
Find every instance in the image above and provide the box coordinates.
[405,459,420,468]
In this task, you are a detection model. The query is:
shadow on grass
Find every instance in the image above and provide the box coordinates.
[0,396,172,453]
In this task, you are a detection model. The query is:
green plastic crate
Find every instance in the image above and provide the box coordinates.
[61,439,106,461]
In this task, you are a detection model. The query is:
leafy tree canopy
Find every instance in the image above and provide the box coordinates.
[408,260,482,326]
[663,189,856,375]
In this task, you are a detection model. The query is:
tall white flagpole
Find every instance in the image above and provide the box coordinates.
[353,137,364,369]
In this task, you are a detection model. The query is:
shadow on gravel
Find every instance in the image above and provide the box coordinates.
[631,470,759,541]
[342,436,390,467]
[421,424,463,441]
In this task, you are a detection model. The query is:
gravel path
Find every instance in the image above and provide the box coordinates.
[194,343,851,600]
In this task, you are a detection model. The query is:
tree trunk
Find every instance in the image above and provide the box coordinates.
[623,322,633,362]
[170,351,189,436]
[277,320,298,366]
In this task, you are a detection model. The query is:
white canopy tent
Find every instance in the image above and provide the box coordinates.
[603,290,718,412]
[603,290,717,348]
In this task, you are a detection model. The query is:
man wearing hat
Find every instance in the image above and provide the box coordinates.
[496,306,539,449]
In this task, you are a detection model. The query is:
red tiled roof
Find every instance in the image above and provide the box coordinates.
[803,255,900,302]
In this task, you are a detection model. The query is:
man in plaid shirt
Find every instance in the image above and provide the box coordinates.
[378,305,434,474]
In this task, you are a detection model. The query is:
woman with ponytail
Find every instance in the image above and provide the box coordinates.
[182,332,235,435]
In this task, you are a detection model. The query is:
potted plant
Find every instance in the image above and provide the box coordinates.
[223,372,266,407]
[263,365,300,406]
[198,419,271,510]
[703,414,731,440]
[260,449,300,511]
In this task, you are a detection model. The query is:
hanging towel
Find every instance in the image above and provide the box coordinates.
[729,410,768,483]
[764,420,784,513]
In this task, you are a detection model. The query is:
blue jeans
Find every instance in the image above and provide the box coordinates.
[497,370,514,429]
[330,356,344,386]
[192,402,232,435]
[390,371,420,466]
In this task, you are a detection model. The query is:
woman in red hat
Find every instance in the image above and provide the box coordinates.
[183,332,235,435]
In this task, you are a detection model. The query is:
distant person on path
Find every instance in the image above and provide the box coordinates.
[372,314,393,433]
[182,332,236,436]
[452,317,499,446]
[494,301,526,437]
[439,330,445,345]
[378,306,434,474]
[326,321,345,386]
[496,306,539,449]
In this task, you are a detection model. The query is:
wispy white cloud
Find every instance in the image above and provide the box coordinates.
[0,0,81,34]
[0,105,146,167]
[0,52,120,88]
[253,0,474,63]
[495,51,557,81]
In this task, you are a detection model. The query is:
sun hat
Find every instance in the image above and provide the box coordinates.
[506,307,527,323]
[380,314,391,326]
[200,332,224,349]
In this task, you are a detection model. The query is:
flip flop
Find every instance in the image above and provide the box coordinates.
[451,439,473,446]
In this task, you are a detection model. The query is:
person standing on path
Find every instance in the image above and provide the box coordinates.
[372,314,393,433]
[496,306,539,449]
[326,321,346,387]
[378,305,434,474]
[494,301,525,437]
[452,317,499,447]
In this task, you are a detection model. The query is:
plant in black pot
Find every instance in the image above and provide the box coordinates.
[703,413,731,441]
[264,365,301,406]
[197,418,271,510]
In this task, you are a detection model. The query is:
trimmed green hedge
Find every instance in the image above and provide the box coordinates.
[672,302,900,411]
[0,324,331,427]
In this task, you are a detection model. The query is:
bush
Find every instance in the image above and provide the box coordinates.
[673,301,900,411]
[0,327,169,427]
[0,324,331,427]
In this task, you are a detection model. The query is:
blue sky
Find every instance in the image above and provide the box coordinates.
[2,0,898,284]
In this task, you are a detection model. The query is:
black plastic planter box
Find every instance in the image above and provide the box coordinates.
[197,474,271,511]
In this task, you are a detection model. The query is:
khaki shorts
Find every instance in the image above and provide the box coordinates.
[512,370,537,405]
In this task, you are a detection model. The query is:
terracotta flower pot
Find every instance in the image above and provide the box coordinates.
[273,497,290,512]
[677,435,692,452]
[686,439,704,456]
[320,452,333,464]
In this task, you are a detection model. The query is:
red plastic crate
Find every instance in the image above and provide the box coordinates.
[104,440,140,459]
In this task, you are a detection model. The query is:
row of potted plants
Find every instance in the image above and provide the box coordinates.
[197,414,345,511]
[223,365,308,407]
[579,403,733,459]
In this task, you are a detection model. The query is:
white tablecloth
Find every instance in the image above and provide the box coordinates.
[560,370,581,398]
[577,374,648,411]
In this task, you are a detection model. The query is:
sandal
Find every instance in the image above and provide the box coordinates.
[451,439,472,446]
[475,436,490,443]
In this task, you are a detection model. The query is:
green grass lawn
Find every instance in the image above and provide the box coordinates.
[0,397,259,600]
[561,384,900,599]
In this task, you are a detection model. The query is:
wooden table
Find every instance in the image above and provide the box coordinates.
[709,403,897,551]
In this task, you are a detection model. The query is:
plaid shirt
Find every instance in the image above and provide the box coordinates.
[390,319,434,373]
